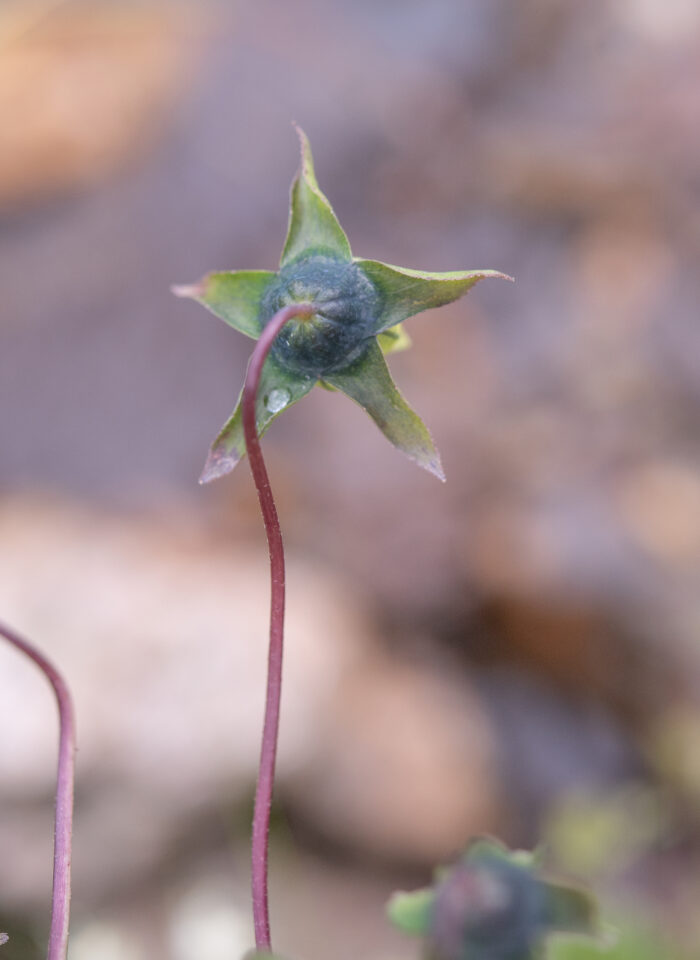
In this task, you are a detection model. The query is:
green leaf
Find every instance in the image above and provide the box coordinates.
[377,322,412,355]
[355,259,513,333]
[199,357,315,483]
[549,923,665,960]
[465,836,543,871]
[280,126,352,266]
[172,270,274,338]
[544,882,600,937]
[386,888,435,936]
[323,340,444,480]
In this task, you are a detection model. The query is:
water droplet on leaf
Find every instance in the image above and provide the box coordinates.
[265,388,291,413]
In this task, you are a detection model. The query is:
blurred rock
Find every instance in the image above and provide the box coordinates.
[0,495,371,906]
[66,838,422,960]
[0,495,501,913]
[286,651,501,865]
[616,462,700,566]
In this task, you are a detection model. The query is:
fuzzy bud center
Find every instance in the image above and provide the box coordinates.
[259,255,380,377]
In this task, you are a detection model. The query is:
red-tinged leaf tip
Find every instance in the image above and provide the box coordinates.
[292,122,310,164]
[412,443,446,482]
[199,447,240,484]
[171,282,203,299]
[430,456,447,483]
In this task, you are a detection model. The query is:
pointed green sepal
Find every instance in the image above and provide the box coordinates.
[387,888,435,937]
[324,340,444,480]
[355,259,513,333]
[280,126,352,266]
[544,882,600,937]
[172,270,275,338]
[465,836,543,871]
[377,322,412,355]
[199,358,315,483]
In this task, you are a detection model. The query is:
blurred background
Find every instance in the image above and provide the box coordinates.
[0,0,699,957]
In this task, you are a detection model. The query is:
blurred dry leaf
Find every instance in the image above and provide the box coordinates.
[0,0,204,210]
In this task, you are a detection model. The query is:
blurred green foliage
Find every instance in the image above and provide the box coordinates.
[550,924,683,960]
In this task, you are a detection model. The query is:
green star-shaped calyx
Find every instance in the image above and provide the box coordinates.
[174,127,511,483]
[387,838,603,960]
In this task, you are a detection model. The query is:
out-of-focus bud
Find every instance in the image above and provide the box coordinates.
[388,837,601,960]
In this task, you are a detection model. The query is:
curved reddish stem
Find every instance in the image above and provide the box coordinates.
[0,620,75,960]
[243,302,316,951]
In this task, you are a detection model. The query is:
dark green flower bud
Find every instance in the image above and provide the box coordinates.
[429,856,548,960]
[259,255,380,377]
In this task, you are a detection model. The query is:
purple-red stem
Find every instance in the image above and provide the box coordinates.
[0,620,75,960]
[243,302,316,951]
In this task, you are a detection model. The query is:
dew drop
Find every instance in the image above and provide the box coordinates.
[265,387,291,413]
